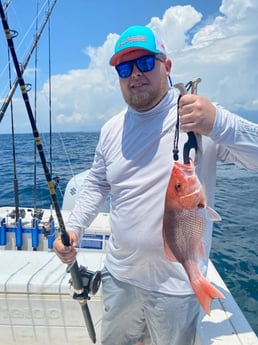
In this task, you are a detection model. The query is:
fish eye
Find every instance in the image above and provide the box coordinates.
[175,183,181,192]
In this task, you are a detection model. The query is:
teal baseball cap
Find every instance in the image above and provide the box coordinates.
[110,25,167,66]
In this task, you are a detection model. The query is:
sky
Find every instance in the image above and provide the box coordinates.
[0,0,257,134]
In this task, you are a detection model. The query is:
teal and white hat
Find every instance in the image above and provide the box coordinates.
[110,25,167,66]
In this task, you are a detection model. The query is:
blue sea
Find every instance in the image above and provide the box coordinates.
[0,132,257,335]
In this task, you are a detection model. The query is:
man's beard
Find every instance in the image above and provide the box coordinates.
[127,90,156,111]
[125,76,169,112]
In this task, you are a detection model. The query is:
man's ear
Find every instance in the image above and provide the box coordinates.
[165,59,172,75]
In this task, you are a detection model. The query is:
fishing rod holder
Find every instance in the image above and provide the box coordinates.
[67,265,101,299]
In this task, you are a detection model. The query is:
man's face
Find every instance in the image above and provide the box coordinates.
[116,49,172,112]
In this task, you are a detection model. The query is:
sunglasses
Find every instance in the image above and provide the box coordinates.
[115,55,163,78]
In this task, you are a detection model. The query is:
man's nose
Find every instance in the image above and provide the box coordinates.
[131,62,142,76]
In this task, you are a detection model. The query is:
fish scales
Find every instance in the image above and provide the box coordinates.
[163,208,204,263]
[162,159,224,315]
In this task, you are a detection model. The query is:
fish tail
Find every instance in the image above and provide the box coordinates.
[191,276,225,315]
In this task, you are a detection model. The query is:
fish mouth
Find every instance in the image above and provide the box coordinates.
[173,160,194,176]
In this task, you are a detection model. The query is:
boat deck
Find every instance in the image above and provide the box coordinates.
[0,251,257,345]
[0,207,257,344]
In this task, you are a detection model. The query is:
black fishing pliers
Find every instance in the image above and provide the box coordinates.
[173,78,202,164]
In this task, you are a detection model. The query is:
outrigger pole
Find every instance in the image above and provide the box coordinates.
[0,0,57,123]
[0,2,98,343]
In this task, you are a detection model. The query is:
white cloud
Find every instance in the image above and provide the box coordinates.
[4,0,257,133]
[149,5,202,52]
[175,0,258,112]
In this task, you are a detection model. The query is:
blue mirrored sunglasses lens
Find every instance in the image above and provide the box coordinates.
[115,55,155,78]
[136,55,155,73]
[115,62,133,78]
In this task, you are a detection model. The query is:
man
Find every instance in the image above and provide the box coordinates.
[54,25,258,345]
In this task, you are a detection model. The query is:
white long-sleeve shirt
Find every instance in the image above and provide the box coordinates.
[67,88,258,295]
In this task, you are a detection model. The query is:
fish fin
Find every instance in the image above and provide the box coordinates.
[191,276,225,315]
[164,240,178,262]
[206,207,221,221]
[198,242,205,258]
[199,206,221,221]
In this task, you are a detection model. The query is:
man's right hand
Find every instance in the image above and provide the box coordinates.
[53,231,78,264]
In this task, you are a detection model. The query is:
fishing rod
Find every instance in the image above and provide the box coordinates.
[7,42,20,226]
[0,0,57,123]
[0,2,100,343]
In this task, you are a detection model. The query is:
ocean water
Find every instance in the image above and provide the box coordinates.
[0,132,257,335]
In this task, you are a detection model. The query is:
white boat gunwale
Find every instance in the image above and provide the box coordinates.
[0,207,257,344]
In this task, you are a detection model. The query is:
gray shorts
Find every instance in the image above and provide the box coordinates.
[101,268,200,345]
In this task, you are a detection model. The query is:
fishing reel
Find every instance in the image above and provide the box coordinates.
[79,266,102,295]
[68,265,102,299]
[9,208,26,219]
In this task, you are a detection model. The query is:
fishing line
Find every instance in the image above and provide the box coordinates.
[57,131,77,186]
[0,0,51,86]
[172,80,201,163]
[0,0,64,241]
[7,38,20,225]
[173,82,192,161]
[33,0,39,215]
[12,0,50,53]
[0,0,57,123]
[47,0,55,218]
[0,4,99,341]
[173,94,181,161]
[3,0,12,12]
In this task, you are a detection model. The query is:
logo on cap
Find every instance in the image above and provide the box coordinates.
[118,35,147,48]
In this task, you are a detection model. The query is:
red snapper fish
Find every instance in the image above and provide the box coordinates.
[162,159,224,315]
